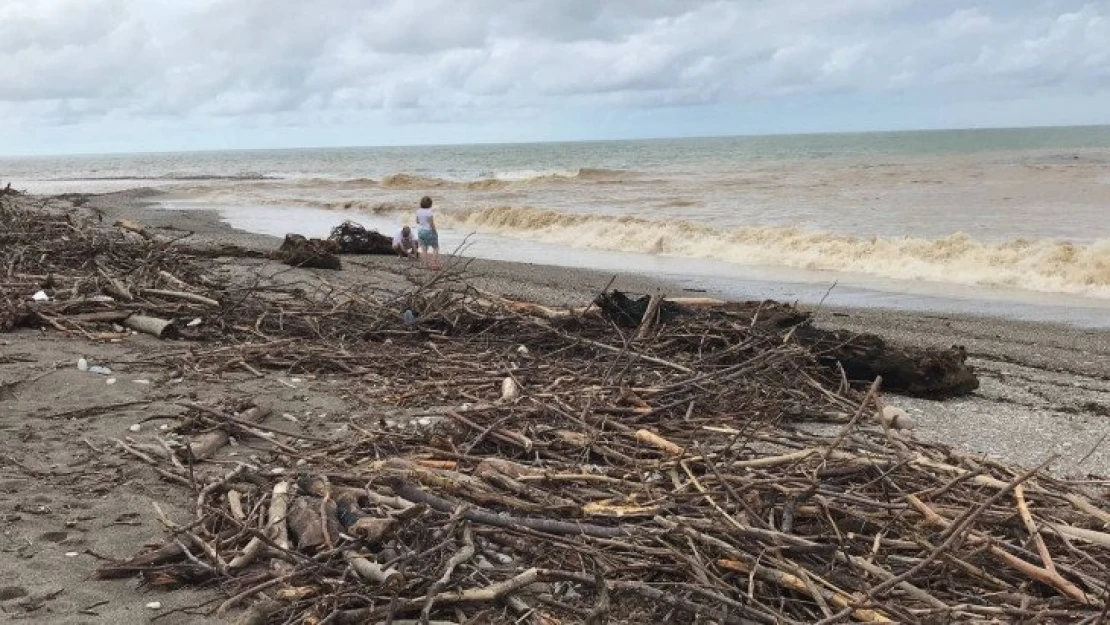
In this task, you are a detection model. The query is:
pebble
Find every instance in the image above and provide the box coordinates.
[105,378,117,385]
[76,358,88,372]
[270,467,286,475]
[146,601,162,610]
[128,424,141,433]
[133,379,150,385]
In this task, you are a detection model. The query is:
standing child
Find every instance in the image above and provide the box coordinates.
[415,195,441,270]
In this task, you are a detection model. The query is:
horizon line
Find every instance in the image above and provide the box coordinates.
[3,121,1109,159]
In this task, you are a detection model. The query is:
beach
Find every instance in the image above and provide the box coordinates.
[1,156,1108,621]
[0,190,1108,622]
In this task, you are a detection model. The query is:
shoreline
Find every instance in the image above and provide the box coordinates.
[153,195,1110,330]
[105,189,1110,474]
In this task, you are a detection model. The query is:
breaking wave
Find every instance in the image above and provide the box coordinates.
[379,168,637,190]
[439,206,1110,298]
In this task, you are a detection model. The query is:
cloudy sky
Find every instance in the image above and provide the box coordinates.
[1,0,1108,155]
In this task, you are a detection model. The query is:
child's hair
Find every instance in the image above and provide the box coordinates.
[420,196,433,209]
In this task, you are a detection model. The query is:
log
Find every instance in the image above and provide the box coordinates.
[157,270,192,290]
[634,428,684,456]
[187,405,272,461]
[275,234,341,270]
[141,288,220,307]
[114,219,151,239]
[123,314,178,339]
[285,496,341,552]
[594,290,977,398]
[595,290,682,328]
[791,325,978,399]
[344,551,404,590]
[95,542,186,579]
[634,293,664,341]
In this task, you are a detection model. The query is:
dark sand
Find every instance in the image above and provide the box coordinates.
[1,190,1107,623]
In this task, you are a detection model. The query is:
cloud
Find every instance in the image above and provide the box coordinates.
[0,0,1108,152]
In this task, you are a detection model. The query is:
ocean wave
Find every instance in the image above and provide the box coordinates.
[57,172,277,182]
[379,168,638,190]
[441,206,1110,298]
[252,197,409,214]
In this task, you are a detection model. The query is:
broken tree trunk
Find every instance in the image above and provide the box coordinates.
[124,314,178,339]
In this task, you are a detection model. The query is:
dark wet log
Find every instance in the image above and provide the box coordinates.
[276,234,342,270]
[95,542,186,579]
[792,325,978,399]
[595,290,682,328]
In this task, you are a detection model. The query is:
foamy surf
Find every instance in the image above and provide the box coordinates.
[432,206,1110,298]
[379,168,636,190]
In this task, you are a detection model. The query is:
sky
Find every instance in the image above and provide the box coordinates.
[1,0,1108,155]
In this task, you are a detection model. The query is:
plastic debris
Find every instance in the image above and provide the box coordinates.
[88,365,112,375]
[128,424,141,433]
[76,358,89,372]
[31,290,49,302]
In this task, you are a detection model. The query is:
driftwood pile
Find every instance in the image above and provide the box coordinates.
[329,220,394,255]
[3,194,1109,624]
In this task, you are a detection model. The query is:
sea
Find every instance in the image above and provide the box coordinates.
[4,126,1110,326]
